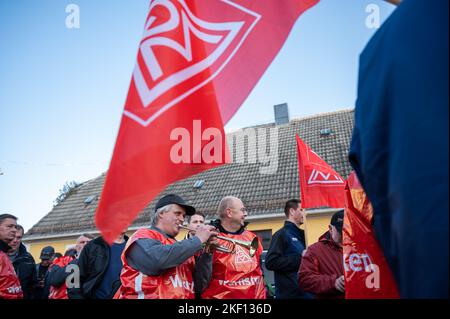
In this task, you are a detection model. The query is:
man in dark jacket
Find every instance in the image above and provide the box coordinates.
[298,210,345,299]
[8,225,37,299]
[69,233,128,299]
[265,199,308,299]
[34,245,55,299]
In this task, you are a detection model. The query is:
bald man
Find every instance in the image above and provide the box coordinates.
[201,196,266,299]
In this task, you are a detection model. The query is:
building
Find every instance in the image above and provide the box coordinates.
[23,109,354,260]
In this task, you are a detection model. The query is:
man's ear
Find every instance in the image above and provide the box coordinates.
[288,208,294,217]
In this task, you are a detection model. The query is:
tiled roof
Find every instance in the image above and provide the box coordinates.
[25,109,355,238]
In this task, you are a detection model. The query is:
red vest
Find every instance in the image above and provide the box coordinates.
[0,250,23,299]
[118,228,196,299]
[48,256,75,299]
[202,230,266,299]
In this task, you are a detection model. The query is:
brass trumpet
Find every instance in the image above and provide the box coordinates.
[179,225,259,257]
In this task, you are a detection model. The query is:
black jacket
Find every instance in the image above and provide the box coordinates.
[265,221,308,299]
[10,243,37,299]
[68,236,128,299]
[34,263,51,299]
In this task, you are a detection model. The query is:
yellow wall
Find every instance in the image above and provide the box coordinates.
[26,237,79,261]
[24,213,334,259]
[303,211,335,247]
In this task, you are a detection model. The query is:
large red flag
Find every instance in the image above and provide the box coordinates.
[296,134,345,208]
[343,171,399,299]
[96,0,320,243]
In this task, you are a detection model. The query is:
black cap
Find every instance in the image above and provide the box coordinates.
[330,210,344,233]
[40,246,55,260]
[155,194,196,216]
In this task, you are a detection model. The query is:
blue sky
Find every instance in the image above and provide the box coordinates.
[0,0,395,232]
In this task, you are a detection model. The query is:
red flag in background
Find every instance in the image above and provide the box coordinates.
[95,0,320,243]
[343,172,399,299]
[296,134,345,208]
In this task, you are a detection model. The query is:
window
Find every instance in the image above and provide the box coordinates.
[253,229,272,250]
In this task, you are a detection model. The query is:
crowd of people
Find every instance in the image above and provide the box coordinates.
[0,0,447,301]
[0,195,348,300]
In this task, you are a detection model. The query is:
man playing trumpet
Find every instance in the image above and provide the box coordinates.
[116,194,217,299]
[201,196,266,299]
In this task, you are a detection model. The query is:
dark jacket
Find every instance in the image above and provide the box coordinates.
[298,232,344,299]
[68,236,128,299]
[10,243,37,299]
[34,263,51,299]
[265,221,307,299]
[349,0,448,298]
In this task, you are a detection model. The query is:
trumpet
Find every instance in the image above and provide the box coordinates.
[178,225,259,257]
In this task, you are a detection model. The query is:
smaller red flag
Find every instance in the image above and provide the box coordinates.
[343,172,399,299]
[295,134,345,208]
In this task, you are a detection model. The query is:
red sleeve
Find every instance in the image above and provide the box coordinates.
[298,247,338,295]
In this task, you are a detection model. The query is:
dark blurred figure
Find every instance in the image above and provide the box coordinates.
[53,252,63,259]
[7,225,37,299]
[34,246,54,299]
[349,0,449,298]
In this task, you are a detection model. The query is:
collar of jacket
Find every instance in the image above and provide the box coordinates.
[18,242,29,256]
[150,226,176,239]
[319,231,342,251]
[210,219,249,235]
[284,220,302,229]
[96,235,130,246]
[0,239,11,253]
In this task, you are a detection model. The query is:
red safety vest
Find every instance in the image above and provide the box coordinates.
[0,250,23,299]
[202,230,266,299]
[117,228,196,299]
[48,256,75,299]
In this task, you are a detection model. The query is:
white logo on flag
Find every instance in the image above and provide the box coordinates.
[124,0,261,126]
[234,245,253,265]
[308,169,344,185]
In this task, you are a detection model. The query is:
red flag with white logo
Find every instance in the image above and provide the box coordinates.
[343,171,399,299]
[95,0,320,243]
[296,134,345,208]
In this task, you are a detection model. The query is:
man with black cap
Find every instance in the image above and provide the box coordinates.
[34,245,55,299]
[298,210,345,299]
[116,194,218,299]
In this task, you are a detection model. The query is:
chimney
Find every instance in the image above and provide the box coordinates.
[274,103,290,125]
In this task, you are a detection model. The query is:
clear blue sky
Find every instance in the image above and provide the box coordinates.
[0,0,395,232]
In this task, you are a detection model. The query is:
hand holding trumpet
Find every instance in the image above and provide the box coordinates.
[188,224,218,244]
